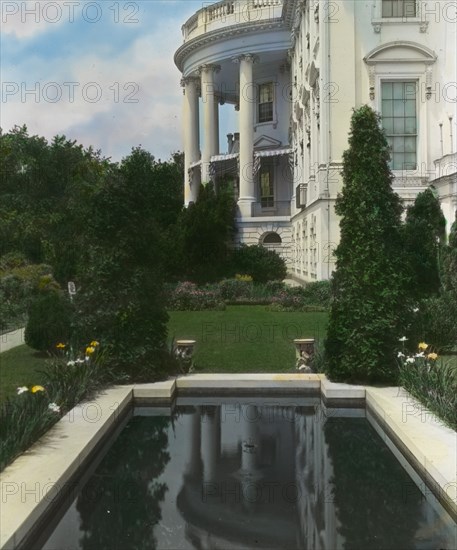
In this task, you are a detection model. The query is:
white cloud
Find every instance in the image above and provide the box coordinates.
[1,0,69,38]
[1,14,186,160]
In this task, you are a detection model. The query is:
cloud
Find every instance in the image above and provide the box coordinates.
[1,9,189,160]
[1,0,72,39]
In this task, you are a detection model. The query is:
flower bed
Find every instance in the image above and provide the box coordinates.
[166,280,331,311]
[397,340,457,430]
[0,341,109,472]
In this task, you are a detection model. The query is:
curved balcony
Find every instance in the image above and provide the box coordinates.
[182,0,285,42]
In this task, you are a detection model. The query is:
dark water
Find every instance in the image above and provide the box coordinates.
[41,399,456,550]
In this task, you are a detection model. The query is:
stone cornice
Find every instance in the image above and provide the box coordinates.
[175,18,289,72]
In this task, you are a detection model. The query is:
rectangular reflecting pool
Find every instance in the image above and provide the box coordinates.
[39,398,456,550]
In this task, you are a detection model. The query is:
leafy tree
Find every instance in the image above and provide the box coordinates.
[0,126,110,281]
[403,187,446,299]
[75,152,172,381]
[325,105,409,383]
[442,210,457,297]
[175,182,237,284]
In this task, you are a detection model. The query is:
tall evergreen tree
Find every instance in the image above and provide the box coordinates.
[325,105,409,383]
[403,187,446,299]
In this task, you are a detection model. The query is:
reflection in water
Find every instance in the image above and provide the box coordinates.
[42,403,456,550]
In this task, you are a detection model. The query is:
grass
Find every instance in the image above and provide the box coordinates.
[168,305,328,373]
[0,345,49,402]
[0,307,328,403]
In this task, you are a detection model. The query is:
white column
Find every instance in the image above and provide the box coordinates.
[199,64,220,184]
[213,97,220,156]
[182,76,200,204]
[184,406,202,479]
[201,407,221,484]
[236,54,257,217]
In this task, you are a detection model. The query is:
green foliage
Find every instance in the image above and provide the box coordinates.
[403,187,446,299]
[24,291,73,352]
[398,352,457,430]
[441,211,457,310]
[325,105,410,383]
[0,344,109,471]
[218,278,254,300]
[75,149,173,381]
[174,182,237,283]
[230,244,287,284]
[0,126,111,282]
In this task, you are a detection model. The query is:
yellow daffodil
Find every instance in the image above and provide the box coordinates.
[31,385,45,393]
[56,343,66,349]
[427,353,438,360]
[85,346,96,355]
[90,340,100,347]
[418,342,428,351]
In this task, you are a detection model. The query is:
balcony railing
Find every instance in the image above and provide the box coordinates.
[182,0,284,40]
[251,200,291,217]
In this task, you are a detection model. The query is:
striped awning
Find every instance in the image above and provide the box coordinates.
[210,153,239,177]
[254,147,293,158]
[253,148,293,176]
[210,153,239,162]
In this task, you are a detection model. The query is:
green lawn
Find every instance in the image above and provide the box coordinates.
[168,305,328,373]
[0,345,49,402]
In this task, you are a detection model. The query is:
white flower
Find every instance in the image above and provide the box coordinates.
[399,336,408,342]
[406,357,415,364]
[17,386,28,395]
[415,352,425,358]
[48,402,60,413]
[413,307,419,313]
[75,358,85,364]
[85,356,90,362]
[397,351,405,358]
[67,360,76,366]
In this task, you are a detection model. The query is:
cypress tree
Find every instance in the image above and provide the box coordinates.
[325,105,409,383]
[403,187,446,299]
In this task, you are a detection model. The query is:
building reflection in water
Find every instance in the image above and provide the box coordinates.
[177,403,339,550]
[176,402,454,550]
[42,402,456,550]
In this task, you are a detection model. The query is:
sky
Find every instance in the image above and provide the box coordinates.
[1,0,211,162]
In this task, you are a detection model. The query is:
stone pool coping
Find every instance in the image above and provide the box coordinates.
[1,374,456,549]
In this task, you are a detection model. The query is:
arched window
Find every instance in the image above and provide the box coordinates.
[262,232,282,244]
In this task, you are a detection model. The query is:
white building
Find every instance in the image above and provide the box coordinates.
[175,0,457,282]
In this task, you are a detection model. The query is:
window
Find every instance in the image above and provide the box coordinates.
[263,232,282,244]
[381,81,417,170]
[382,0,416,18]
[260,167,274,207]
[258,83,274,123]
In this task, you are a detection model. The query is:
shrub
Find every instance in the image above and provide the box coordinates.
[218,278,253,301]
[230,244,287,283]
[0,261,58,331]
[301,280,331,308]
[167,281,225,311]
[25,291,73,352]
[410,295,457,352]
[265,280,285,293]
